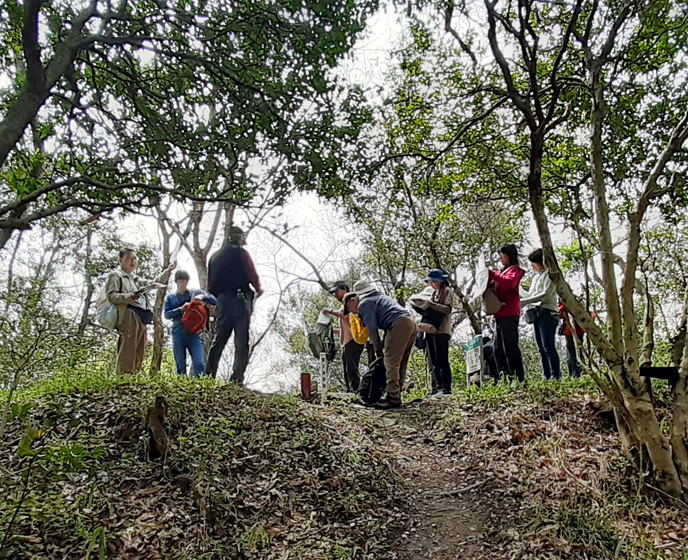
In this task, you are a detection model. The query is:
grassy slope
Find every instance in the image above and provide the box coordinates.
[0,373,398,560]
[2,372,686,560]
[442,377,688,560]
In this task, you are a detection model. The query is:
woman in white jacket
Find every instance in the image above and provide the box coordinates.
[520,249,561,380]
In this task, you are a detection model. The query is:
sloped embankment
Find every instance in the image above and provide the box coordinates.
[0,377,399,559]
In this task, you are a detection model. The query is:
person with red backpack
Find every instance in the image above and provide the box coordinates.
[164,269,217,377]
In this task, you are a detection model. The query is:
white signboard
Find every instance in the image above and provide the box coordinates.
[465,336,482,375]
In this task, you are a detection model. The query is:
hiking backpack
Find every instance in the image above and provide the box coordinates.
[181,300,209,334]
[358,357,387,406]
[96,275,121,331]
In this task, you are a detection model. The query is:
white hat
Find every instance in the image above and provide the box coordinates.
[353,280,377,297]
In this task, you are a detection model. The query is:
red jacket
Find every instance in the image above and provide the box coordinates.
[558,302,585,336]
[490,265,525,319]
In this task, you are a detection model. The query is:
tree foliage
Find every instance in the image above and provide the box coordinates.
[0,0,379,248]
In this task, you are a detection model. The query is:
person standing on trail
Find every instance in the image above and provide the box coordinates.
[489,244,526,383]
[164,270,217,378]
[105,248,175,374]
[205,226,263,384]
[323,281,364,393]
[521,248,561,380]
[343,283,417,410]
[421,269,454,395]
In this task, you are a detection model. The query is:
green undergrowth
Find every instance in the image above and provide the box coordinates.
[447,373,601,409]
[0,373,398,560]
[528,481,686,560]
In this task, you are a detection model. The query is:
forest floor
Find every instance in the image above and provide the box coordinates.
[328,379,688,560]
[0,372,686,559]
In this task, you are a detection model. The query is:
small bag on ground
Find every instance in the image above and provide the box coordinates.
[358,357,387,406]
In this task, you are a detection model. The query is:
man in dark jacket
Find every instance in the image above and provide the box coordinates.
[205,226,263,384]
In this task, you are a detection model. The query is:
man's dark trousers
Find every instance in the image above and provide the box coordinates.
[342,341,363,392]
[206,292,252,383]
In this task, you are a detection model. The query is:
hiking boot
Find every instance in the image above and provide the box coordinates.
[373,394,402,410]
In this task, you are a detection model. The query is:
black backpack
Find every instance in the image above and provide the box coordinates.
[358,357,387,406]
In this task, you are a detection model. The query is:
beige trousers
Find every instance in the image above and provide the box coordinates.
[116,308,147,374]
[384,315,417,398]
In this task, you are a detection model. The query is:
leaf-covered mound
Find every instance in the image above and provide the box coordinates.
[0,376,398,559]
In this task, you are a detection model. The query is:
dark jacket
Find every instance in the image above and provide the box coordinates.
[358,292,411,352]
[207,243,261,296]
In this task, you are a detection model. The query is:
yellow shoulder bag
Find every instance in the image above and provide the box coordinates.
[349,313,369,345]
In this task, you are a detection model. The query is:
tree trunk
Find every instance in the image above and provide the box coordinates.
[673,331,688,493]
[4,230,23,313]
[77,227,94,335]
[0,3,95,169]
[639,287,654,369]
[223,201,235,240]
[590,70,623,349]
[193,254,209,291]
[150,217,173,376]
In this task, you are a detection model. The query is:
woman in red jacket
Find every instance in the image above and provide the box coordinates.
[489,244,526,382]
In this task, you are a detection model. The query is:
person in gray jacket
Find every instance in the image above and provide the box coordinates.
[344,283,417,409]
[521,248,560,380]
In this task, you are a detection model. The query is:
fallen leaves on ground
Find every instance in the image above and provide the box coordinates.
[0,378,400,559]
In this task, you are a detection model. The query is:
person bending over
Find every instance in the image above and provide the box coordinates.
[344,284,417,409]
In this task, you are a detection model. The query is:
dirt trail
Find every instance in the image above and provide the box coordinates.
[359,400,519,560]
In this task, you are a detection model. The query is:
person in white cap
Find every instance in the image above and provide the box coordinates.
[344,283,417,409]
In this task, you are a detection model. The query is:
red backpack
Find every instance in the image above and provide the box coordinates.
[181,300,209,334]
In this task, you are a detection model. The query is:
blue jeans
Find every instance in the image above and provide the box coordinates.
[172,328,205,378]
[533,309,561,380]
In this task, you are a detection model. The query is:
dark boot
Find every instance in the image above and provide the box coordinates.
[374,393,402,410]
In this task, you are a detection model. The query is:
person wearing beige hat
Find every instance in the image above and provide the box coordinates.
[344,283,417,409]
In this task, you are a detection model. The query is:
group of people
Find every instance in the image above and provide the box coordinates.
[104,226,262,382]
[320,269,454,409]
[491,244,586,383]
[104,227,585,402]
[323,244,587,408]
